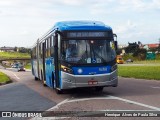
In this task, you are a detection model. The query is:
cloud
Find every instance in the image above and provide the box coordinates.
[0,0,159,46]
[115,20,136,34]
[118,0,160,12]
[0,0,12,6]
[151,0,160,9]
[57,0,85,6]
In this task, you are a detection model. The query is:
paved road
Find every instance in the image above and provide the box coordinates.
[0,67,160,120]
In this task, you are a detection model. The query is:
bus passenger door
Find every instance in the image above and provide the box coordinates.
[42,42,46,84]
[54,32,61,89]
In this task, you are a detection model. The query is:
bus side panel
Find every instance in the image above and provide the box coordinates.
[31,59,39,78]
[45,57,55,88]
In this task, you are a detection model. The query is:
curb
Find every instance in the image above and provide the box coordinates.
[0,80,12,86]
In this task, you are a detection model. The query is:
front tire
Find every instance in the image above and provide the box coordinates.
[55,88,63,94]
[35,77,39,80]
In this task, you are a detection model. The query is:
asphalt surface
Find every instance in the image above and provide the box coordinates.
[0,66,160,120]
[0,83,55,111]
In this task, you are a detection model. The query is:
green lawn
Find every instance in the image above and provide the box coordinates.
[25,63,31,69]
[0,72,10,83]
[133,60,160,64]
[0,52,30,59]
[118,66,160,80]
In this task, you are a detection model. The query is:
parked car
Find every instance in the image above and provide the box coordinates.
[126,59,133,63]
[17,66,26,72]
[12,63,19,68]
[12,65,17,68]
[116,56,124,64]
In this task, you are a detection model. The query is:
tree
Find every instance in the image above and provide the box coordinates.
[116,48,123,55]
[125,42,139,54]
[124,42,147,60]
[18,47,31,54]
[133,48,147,60]
[14,47,18,52]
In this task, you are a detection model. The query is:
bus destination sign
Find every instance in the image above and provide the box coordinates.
[67,32,111,38]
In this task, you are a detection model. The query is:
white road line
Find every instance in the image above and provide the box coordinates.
[35,95,160,119]
[60,95,160,111]
[109,95,160,111]
[30,99,70,120]
[13,73,20,79]
[66,95,113,103]
[47,95,160,111]
[47,98,69,111]
[151,86,160,89]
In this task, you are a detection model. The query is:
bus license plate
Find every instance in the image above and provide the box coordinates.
[88,80,98,85]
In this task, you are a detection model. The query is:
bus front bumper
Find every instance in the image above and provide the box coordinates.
[60,70,118,89]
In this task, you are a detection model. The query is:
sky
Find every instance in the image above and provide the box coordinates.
[0,0,160,47]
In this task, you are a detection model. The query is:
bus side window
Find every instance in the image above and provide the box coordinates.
[39,43,41,58]
[33,47,36,59]
[51,35,54,57]
[41,43,43,58]
[45,40,48,57]
[48,37,51,57]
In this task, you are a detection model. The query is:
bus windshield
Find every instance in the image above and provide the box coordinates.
[61,39,116,64]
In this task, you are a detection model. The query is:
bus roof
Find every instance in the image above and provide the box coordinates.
[53,21,112,31]
[33,21,113,47]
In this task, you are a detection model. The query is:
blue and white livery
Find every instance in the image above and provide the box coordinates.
[31,21,118,94]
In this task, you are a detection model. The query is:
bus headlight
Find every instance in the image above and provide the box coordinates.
[61,65,73,74]
[111,64,117,72]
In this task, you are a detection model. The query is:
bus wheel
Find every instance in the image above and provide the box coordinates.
[55,89,63,94]
[35,77,39,81]
[43,80,47,87]
[95,87,103,92]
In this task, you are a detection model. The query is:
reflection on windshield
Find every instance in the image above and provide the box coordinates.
[61,40,116,64]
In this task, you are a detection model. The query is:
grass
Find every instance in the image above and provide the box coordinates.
[0,72,10,83]
[118,66,160,80]
[133,60,160,64]
[0,51,30,60]
[25,63,31,69]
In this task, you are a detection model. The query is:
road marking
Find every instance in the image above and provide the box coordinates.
[109,96,160,111]
[13,73,20,79]
[47,98,69,110]
[30,99,70,120]
[37,95,160,119]
[47,95,160,111]
[151,86,160,89]
[66,95,113,103]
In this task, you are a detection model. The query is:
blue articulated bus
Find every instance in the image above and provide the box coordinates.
[31,21,118,94]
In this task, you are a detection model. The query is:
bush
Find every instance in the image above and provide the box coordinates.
[133,48,147,60]
[156,53,160,60]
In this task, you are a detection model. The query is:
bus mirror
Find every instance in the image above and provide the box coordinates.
[113,34,118,50]
[114,41,118,50]
[113,34,117,41]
